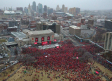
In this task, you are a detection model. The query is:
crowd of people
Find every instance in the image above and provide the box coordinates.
[21,40,111,81]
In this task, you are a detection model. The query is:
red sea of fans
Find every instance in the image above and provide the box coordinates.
[21,40,106,81]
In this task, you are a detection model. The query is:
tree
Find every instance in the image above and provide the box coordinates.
[82,52,93,62]
[17,54,36,67]
[10,66,14,72]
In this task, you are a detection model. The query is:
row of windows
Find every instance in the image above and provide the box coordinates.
[35,36,50,42]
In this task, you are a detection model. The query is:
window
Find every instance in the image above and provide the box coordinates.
[35,38,38,42]
[41,37,44,41]
[47,36,50,40]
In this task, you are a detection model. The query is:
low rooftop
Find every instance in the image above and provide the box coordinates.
[28,29,54,36]
[11,32,27,39]
[69,25,80,29]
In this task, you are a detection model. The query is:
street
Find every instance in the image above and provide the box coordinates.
[61,26,83,46]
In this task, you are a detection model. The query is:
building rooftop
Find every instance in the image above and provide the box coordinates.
[22,29,30,33]
[16,11,22,14]
[28,29,54,36]
[4,10,15,15]
[17,38,30,41]
[55,12,65,14]
[11,32,27,39]
[5,42,17,46]
[54,33,59,37]
[8,26,18,28]
[65,13,74,17]
[69,25,80,29]
[106,20,112,22]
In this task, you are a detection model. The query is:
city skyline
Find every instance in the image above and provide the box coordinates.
[0,0,112,10]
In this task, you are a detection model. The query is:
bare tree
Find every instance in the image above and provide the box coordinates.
[17,54,36,69]
[81,52,93,62]
[10,66,14,72]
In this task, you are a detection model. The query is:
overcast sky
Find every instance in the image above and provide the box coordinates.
[0,0,112,10]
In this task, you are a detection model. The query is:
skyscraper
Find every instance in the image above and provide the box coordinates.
[56,5,60,11]
[69,7,76,15]
[37,6,38,13]
[64,7,68,13]
[24,7,28,14]
[32,1,36,12]
[38,3,43,14]
[48,8,53,15]
[75,8,80,15]
[44,5,47,13]
[62,4,65,12]
[28,4,31,16]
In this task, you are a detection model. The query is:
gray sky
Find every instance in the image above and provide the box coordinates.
[0,0,112,10]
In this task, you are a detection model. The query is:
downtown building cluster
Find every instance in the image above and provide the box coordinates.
[2,1,80,16]
[56,4,80,15]
[0,1,112,81]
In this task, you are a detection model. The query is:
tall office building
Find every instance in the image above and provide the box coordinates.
[62,4,65,12]
[44,5,47,13]
[48,8,53,15]
[32,1,36,12]
[69,7,76,15]
[56,5,60,11]
[47,7,49,13]
[37,6,38,13]
[64,7,68,13]
[38,3,43,14]
[28,4,31,16]
[76,8,80,15]
[24,7,28,14]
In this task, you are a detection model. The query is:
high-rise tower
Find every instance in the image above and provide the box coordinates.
[38,3,43,14]
[32,1,36,12]
[44,5,47,13]
[62,4,65,12]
